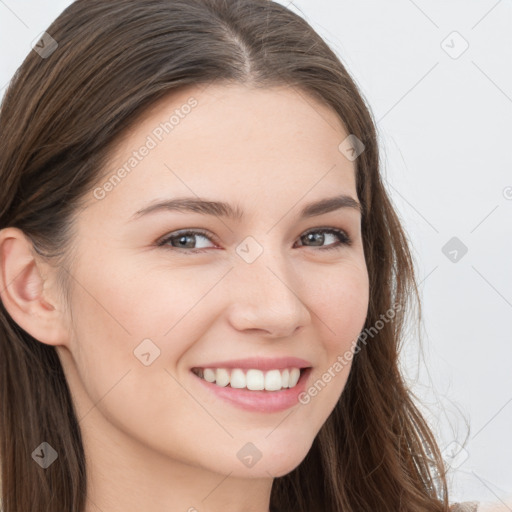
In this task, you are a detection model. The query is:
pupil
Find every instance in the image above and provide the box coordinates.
[178,235,193,248]
[306,232,323,246]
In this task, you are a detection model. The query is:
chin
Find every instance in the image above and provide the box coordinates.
[263,444,314,478]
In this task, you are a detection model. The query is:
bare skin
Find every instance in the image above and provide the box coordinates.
[0,83,369,512]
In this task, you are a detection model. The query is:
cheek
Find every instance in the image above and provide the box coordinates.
[66,257,224,385]
[72,255,213,336]
[64,258,218,447]
[297,261,369,421]
[308,259,369,349]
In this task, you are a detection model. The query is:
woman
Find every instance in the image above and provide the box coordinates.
[0,0,491,510]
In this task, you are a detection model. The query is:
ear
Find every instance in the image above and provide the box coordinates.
[0,227,69,346]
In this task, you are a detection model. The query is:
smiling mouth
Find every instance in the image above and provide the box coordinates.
[191,367,308,392]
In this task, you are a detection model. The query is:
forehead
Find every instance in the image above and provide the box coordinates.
[84,83,358,220]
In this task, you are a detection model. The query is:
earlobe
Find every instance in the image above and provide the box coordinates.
[0,227,68,346]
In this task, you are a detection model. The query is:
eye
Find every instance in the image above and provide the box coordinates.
[295,227,352,251]
[157,229,217,253]
[157,227,352,254]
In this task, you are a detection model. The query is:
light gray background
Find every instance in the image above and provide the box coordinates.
[1,0,511,505]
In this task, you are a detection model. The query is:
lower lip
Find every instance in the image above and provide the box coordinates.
[191,368,312,413]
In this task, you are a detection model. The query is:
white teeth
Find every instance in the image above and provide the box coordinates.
[289,368,301,387]
[203,368,216,383]
[230,369,246,389]
[194,367,304,391]
[215,368,230,387]
[281,369,289,388]
[264,369,281,391]
[247,369,265,390]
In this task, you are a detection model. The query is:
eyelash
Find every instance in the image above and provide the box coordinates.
[156,227,352,254]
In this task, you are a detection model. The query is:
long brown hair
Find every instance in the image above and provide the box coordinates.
[0,0,452,510]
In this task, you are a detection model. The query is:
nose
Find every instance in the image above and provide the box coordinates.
[226,252,311,338]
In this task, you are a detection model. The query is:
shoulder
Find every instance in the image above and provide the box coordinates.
[451,497,512,512]
[450,502,479,512]
[477,498,512,512]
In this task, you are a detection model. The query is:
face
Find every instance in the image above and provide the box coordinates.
[58,83,369,479]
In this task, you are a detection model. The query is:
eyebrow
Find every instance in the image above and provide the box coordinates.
[130,194,362,222]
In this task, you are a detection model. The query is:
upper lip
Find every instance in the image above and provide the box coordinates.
[191,357,312,371]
